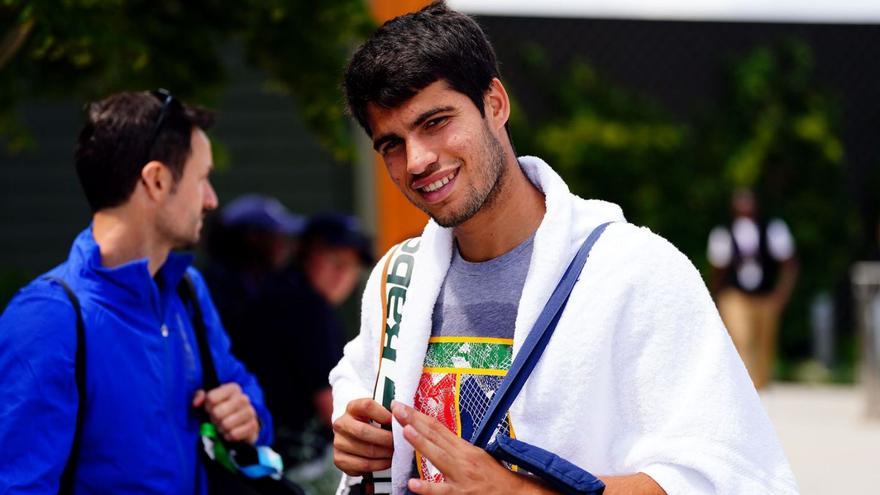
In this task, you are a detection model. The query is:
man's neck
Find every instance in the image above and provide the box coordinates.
[92,208,170,277]
[453,159,546,262]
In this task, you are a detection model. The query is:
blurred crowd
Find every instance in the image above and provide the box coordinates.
[202,196,373,492]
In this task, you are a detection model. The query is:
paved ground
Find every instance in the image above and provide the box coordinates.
[761,384,880,494]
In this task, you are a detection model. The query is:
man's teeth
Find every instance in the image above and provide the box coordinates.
[421,173,454,192]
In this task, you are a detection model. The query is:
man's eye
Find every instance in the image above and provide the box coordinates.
[381,141,400,155]
[426,116,447,128]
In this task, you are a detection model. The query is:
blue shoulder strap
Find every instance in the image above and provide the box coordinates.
[471,222,613,449]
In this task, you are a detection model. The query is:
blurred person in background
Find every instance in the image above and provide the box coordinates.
[203,194,304,347]
[708,189,799,389]
[0,90,273,493]
[232,213,373,494]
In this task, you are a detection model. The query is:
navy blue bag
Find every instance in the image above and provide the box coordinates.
[469,222,613,495]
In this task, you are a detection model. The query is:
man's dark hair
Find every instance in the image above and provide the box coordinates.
[344,1,500,136]
[74,91,215,212]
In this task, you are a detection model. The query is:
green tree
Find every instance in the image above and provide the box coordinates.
[0,0,374,160]
[510,40,856,370]
[509,44,701,256]
[697,40,858,363]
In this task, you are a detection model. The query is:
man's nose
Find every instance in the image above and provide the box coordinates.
[204,183,218,211]
[405,138,438,176]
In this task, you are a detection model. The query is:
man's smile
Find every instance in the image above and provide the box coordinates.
[411,167,459,204]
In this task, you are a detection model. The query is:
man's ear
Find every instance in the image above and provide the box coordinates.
[140,161,174,202]
[484,78,511,132]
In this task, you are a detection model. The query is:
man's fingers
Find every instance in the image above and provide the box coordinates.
[205,383,242,409]
[217,407,255,435]
[331,399,396,476]
[333,450,393,476]
[347,398,392,425]
[402,424,455,474]
[333,430,394,459]
[408,478,451,495]
[393,402,459,452]
[192,389,206,408]
[209,392,251,422]
[333,414,394,448]
[199,383,259,444]
[227,419,259,444]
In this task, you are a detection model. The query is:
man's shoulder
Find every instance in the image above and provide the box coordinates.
[587,222,700,285]
[5,266,78,313]
[600,222,683,259]
[0,274,79,360]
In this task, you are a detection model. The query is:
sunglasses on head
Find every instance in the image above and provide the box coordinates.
[142,88,181,165]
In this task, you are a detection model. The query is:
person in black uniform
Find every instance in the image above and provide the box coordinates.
[707,189,799,389]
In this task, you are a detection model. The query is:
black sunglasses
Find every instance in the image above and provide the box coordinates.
[143,88,179,164]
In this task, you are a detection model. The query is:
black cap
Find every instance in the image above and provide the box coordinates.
[221,195,304,235]
[302,213,374,266]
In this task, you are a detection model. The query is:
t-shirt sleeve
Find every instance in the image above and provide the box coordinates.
[766,218,795,261]
[0,281,79,494]
[707,225,733,268]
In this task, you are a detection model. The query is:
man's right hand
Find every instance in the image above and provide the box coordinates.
[332,398,394,476]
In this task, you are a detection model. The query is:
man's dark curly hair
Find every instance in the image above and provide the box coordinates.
[344,2,501,137]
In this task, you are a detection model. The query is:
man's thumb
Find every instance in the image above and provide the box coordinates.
[192,389,206,408]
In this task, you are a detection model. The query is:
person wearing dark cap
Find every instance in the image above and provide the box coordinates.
[235,213,373,494]
[203,194,305,348]
[296,213,374,307]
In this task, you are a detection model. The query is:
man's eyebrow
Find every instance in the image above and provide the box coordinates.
[372,106,456,152]
[409,106,454,129]
[373,133,399,152]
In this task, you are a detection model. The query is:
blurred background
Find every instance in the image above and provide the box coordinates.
[2,0,879,492]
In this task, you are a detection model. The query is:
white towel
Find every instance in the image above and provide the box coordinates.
[330,156,798,494]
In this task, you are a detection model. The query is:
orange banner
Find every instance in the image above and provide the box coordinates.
[369,0,431,255]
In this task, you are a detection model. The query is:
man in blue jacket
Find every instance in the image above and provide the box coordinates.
[0,90,273,493]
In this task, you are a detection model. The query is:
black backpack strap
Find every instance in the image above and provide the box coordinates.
[177,272,220,391]
[45,276,86,495]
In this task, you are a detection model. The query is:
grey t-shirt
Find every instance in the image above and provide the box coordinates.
[413,235,534,482]
[431,235,534,338]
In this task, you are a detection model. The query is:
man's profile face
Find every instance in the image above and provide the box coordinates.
[156,128,218,248]
[367,80,506,228]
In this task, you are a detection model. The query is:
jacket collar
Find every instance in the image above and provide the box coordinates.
[67,226,194,312]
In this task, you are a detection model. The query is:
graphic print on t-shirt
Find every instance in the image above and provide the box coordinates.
[413,336,514,482]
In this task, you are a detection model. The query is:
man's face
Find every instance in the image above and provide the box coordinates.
[156,128,218,248]
[367,80,507,228]
[306,245,362,306]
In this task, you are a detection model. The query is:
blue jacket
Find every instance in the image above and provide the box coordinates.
[0,228,273,494]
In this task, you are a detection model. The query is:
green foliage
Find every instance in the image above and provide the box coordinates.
[511,44,704,258]
[701,40,858,359]
[0,0,374,160]
[512,40,858,363]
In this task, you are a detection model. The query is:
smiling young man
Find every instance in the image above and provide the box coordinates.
[0,91,273,493]
[329,3,798,495]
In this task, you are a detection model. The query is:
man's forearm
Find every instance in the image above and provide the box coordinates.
[773,259,799,307]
